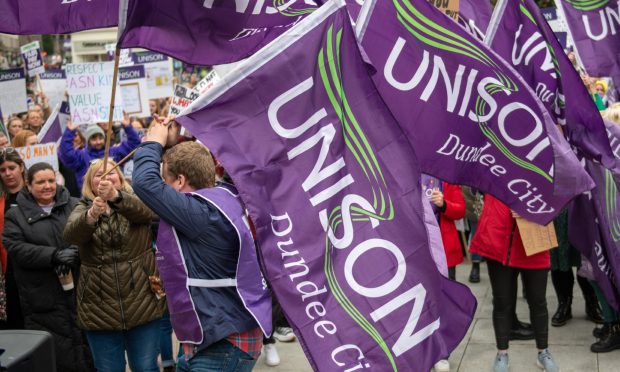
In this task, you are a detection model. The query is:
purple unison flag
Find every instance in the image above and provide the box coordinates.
[570,118,620,311]
[570,160,620,311]
[485,0,620,176]
[38,101,69,144]
[345,0,364,20]
[356,0,593,225]
[458,0,494,40]
[555,0,620,79]
[0,0,119,35]
[117,0,319,65]
[176,1,476,370]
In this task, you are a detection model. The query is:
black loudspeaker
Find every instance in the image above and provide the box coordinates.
[0,330,56,372]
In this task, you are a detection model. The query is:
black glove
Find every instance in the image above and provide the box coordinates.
[54,264,71,276]
[52,246,79,268]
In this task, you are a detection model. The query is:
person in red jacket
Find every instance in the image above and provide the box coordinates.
[430,182,465,280]
[470,194,558,372]
[428,181,465,372]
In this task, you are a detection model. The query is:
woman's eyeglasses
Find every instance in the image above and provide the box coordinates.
[0,148,15,156]
[0,148,16,161]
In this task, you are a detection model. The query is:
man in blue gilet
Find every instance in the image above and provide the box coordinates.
[132,118,271,371]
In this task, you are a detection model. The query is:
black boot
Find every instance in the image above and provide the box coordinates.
[577,275,604,324]
[468,262,480,283]
[585,294,605,324]
[591,323,620,353]
[593,323,612,339]
[510,316,535,340]
[551,296,573,327]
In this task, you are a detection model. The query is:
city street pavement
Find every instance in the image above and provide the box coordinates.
[253,261,620,372]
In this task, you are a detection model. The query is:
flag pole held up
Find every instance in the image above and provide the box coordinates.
[102,46,121,174]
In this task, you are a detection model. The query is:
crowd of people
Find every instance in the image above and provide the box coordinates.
[0,51,618,372]
[0,87,298,371]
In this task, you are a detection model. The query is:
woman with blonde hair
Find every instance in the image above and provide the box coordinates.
[64,158,166,372]
[602,102,620,123]
[6,117,24,139]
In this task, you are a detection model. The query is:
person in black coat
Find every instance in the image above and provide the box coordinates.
[2,162,93,372]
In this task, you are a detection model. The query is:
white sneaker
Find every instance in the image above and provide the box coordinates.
[263,343,280,367]
[274,326,296,342]
[434,359,450,372]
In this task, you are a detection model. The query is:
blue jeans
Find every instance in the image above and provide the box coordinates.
[176,339,256,372]
[86,319,161,372]
[160,312,175,367]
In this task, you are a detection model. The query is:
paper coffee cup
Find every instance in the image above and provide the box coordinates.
[58,271,74,291]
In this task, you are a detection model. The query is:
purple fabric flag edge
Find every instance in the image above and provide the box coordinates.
[175,1,477,370]
[0,0,119,35]
[485,0,620,177]
[355,0,594,225]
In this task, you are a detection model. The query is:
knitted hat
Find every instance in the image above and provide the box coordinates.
[84,125,105,141]
[596,80,608,94]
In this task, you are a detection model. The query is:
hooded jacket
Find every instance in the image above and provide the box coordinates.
[2,186,93,372]
[58,125,141,190]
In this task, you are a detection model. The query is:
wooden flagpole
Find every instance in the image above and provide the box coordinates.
[102,47,121,175]
[101,148,138,178]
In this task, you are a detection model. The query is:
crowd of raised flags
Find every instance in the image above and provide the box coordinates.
[0,0,619,371]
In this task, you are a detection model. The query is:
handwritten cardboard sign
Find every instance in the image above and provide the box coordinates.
[516,217,559,256]
[16,142,59,172]
[170,84,199,116]
[194,70,221,96]
[66,62,123,125]
[430,0,459,20]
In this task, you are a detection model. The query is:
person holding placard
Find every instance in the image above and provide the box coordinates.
[59,113,141,190]
[470,195,558,372]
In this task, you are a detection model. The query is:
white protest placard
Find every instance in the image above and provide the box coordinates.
[133,52,174,99]
[0,69,28,116]
[39,69,67,110]
[20,41,45,77]
[119,65,150,118]
[170,85,199,116]
[16,142,59,172]
[66,62,123,125]
[194,70,221,96]
[105,43,134,67]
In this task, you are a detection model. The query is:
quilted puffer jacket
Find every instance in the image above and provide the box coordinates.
[63,190,166,331]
